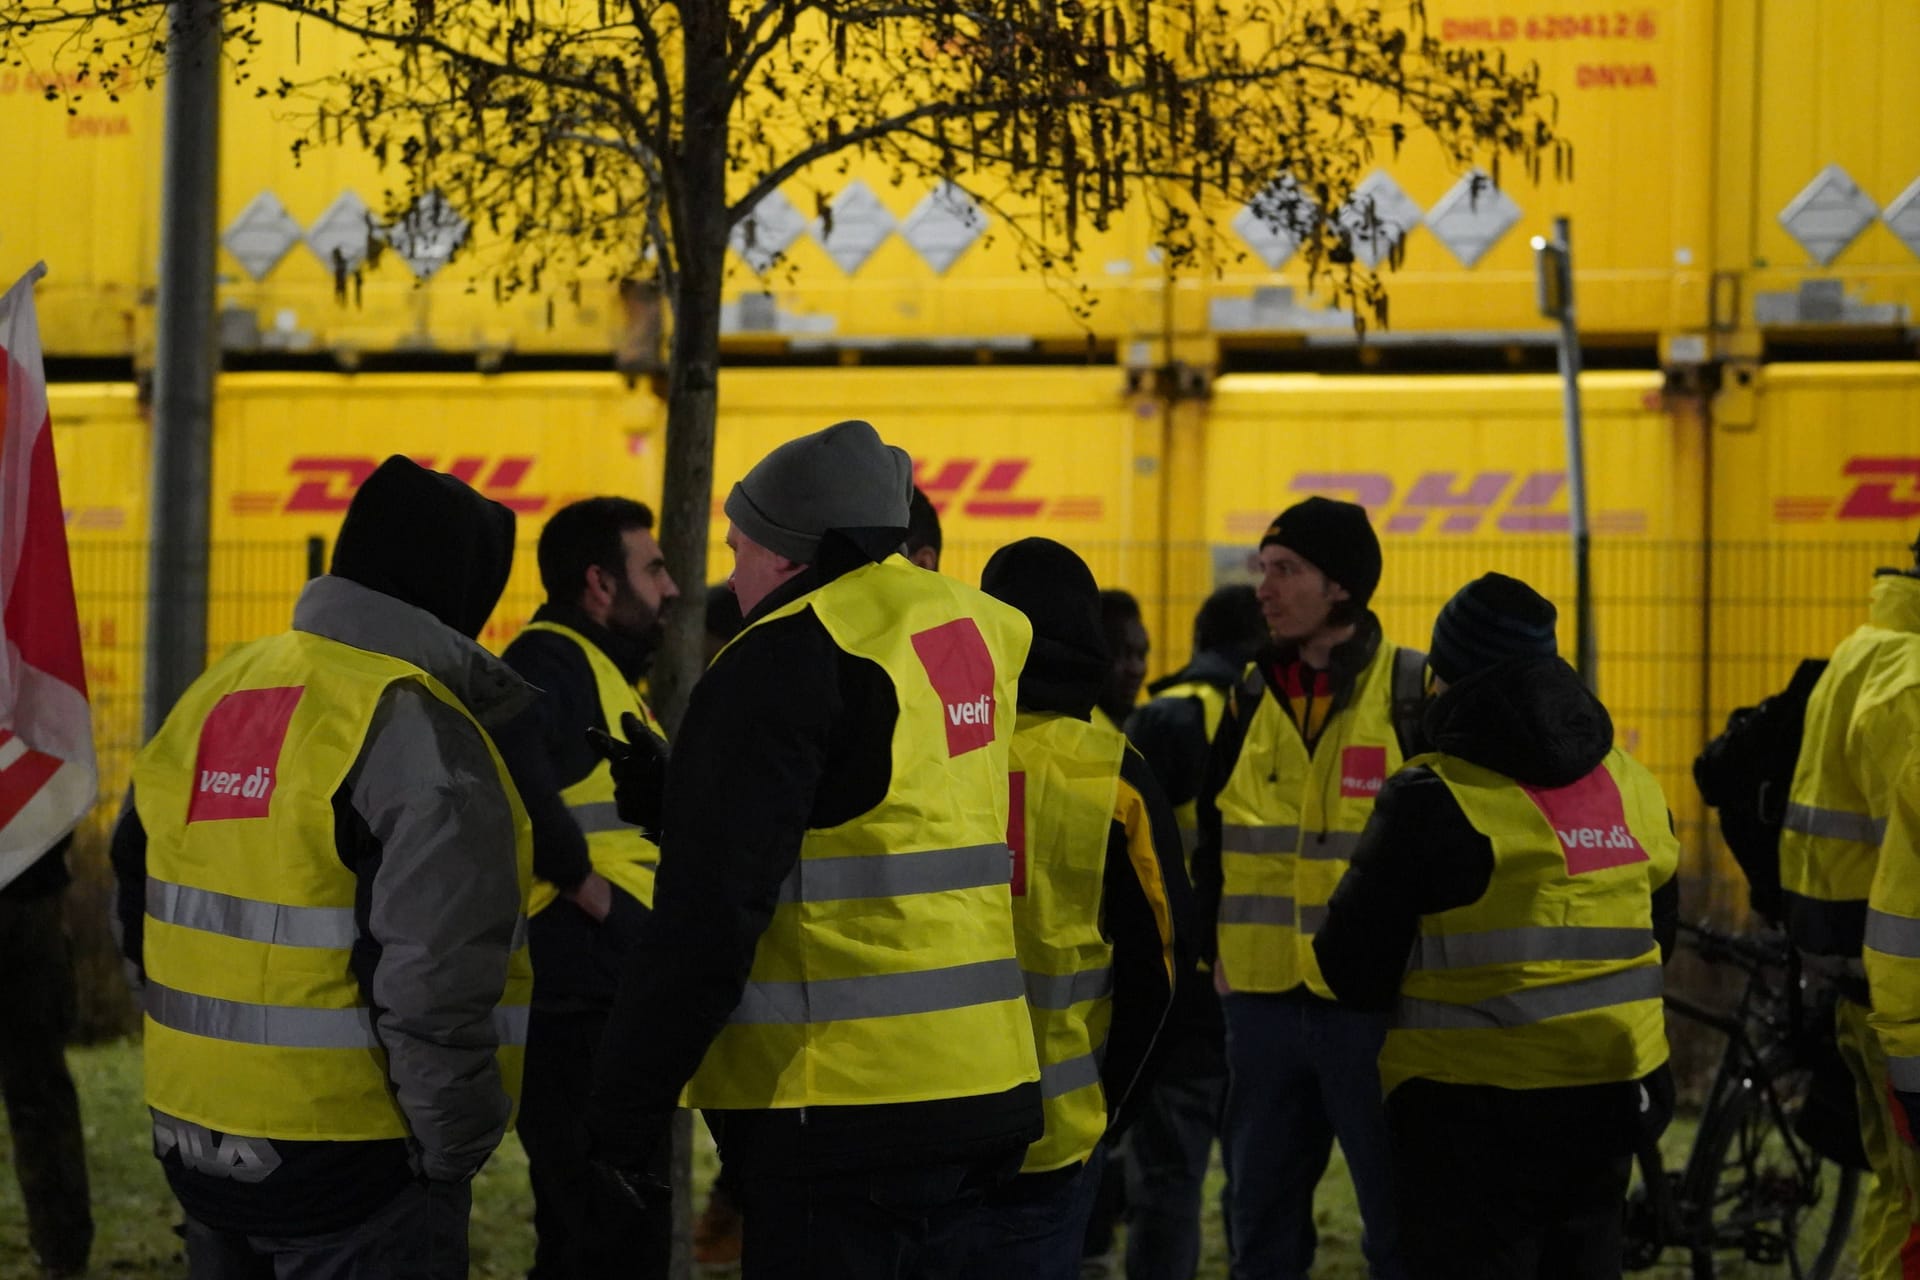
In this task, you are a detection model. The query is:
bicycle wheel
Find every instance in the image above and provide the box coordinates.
[1681,1064,1861,1280]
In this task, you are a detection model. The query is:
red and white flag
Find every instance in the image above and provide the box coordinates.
[0,262,95,889]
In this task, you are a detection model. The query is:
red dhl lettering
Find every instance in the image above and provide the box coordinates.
[1576,63,1657,88]
[1773,457,1920,523]
[273,456,549,515]
[911,458,1105,522]
[1226,471,1649,537]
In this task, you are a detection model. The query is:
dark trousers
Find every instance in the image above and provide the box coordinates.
[955,1145,1107,1280]
[1220,993,1405,1280]
[1122,1029,1228,1280]
[183,1178,470,1279]
[737,1154,1016,1280]
[1387,1082,1634,1280]
[520,1007,670,1279]
[0,892,93,1276]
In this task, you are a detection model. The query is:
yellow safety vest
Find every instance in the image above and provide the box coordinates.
[686,556,1040,1110]
[1865,739,1920,1093]
[1379,748,1676,1096]
[1007,710,1126,1173]
[518,620,666,914]
[1783,575,1920,957]
[1214,642,1404,997]
[1151,679,1230,864]
[132,630,534,1140]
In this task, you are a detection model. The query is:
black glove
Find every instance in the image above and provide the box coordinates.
[586,711,670,839]
[587,1103,675,1210]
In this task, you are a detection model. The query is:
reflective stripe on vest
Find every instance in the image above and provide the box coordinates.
[1888,1054,1920,1094]
[779,843,1010,904]
[685,558,1038,1112]
[148,877,357,949]
[730,957,1025,1025]
[569,801,627,835]
[1866,909,1920,959]
[1040,1051,1103,1100]
[1412,926,1656,971]
[1223,823,1300,854]
[1024,965,1114,1011]
[1380,749,1676,1096]
[1213,642,1404,997]
[146,982,531,1048]
[1785,802,1886,846]
[1397,965,1664,1031]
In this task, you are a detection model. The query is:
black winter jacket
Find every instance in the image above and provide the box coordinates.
[591,533,1042,1179]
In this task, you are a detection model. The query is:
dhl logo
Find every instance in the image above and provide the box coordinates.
[913,459,1104,522]
[229,456,549,516]
[1228,471,1647,537]
[1775,458,1920,523]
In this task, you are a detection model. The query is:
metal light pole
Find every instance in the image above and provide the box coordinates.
[1532,216,1596,690]
[143,0,222,736]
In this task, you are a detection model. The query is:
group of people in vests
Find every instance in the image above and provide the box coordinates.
[108,416,1687,1280]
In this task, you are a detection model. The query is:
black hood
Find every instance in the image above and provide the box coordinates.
[1423,654,1613,787]
[980,538,1110,719]
[330,455,517,639]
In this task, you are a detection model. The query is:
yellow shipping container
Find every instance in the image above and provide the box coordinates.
[1204,0,1716,342]
[1709,362,1920,710]
[1716,2,1920,332]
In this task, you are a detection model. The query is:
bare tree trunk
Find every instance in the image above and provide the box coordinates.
[650,21,733,1280]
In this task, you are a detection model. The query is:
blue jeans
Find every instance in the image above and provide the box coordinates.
[954,1144,1107,1280]
[1221,993,1405,1280]
[1122,1029,1228,1280]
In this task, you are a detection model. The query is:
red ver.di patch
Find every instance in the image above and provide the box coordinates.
[1521,768,1648,874]
[187,686,304,822]
[1340,746,1388,799]
[910,617,997,758]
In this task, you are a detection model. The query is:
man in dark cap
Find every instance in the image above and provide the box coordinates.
[1316,573,1678,1279]
[1189,495,1425,1280]
[590,420,1044,1279]
[109,456,533,1275]
[953,537,1189,1280]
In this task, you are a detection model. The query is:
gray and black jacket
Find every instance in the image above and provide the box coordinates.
[112,460,531,1237]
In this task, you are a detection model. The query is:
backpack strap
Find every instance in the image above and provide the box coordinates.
[1390,646,1429,755]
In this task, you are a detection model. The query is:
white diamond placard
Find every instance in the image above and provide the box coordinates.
[1883,176,1920,262]
[1778,164,1878,266]
[222,191,303,281]
[1233,173,1316,270]
[306,190,378,273]
[900,182,986,275]
[382,191,469,280]
[1425,168,1522,268]
[811,180,896,274]
[1336,171,1422,269]
[730,188,807,274]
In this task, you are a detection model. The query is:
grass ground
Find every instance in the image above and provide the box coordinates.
[0,1039,1847,1279]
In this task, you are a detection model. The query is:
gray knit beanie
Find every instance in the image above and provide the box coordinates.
[723,419,914,564]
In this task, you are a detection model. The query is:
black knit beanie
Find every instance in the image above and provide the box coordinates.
[980,538,1110,718]
[1260,496,1382,609]
[1429,573,1560,685]
[331,455,516,639]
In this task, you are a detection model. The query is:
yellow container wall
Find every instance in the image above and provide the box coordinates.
[1206,0,1715,340]
[1721,1,1920,327]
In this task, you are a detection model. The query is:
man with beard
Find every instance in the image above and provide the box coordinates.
[501,496,680,1277]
